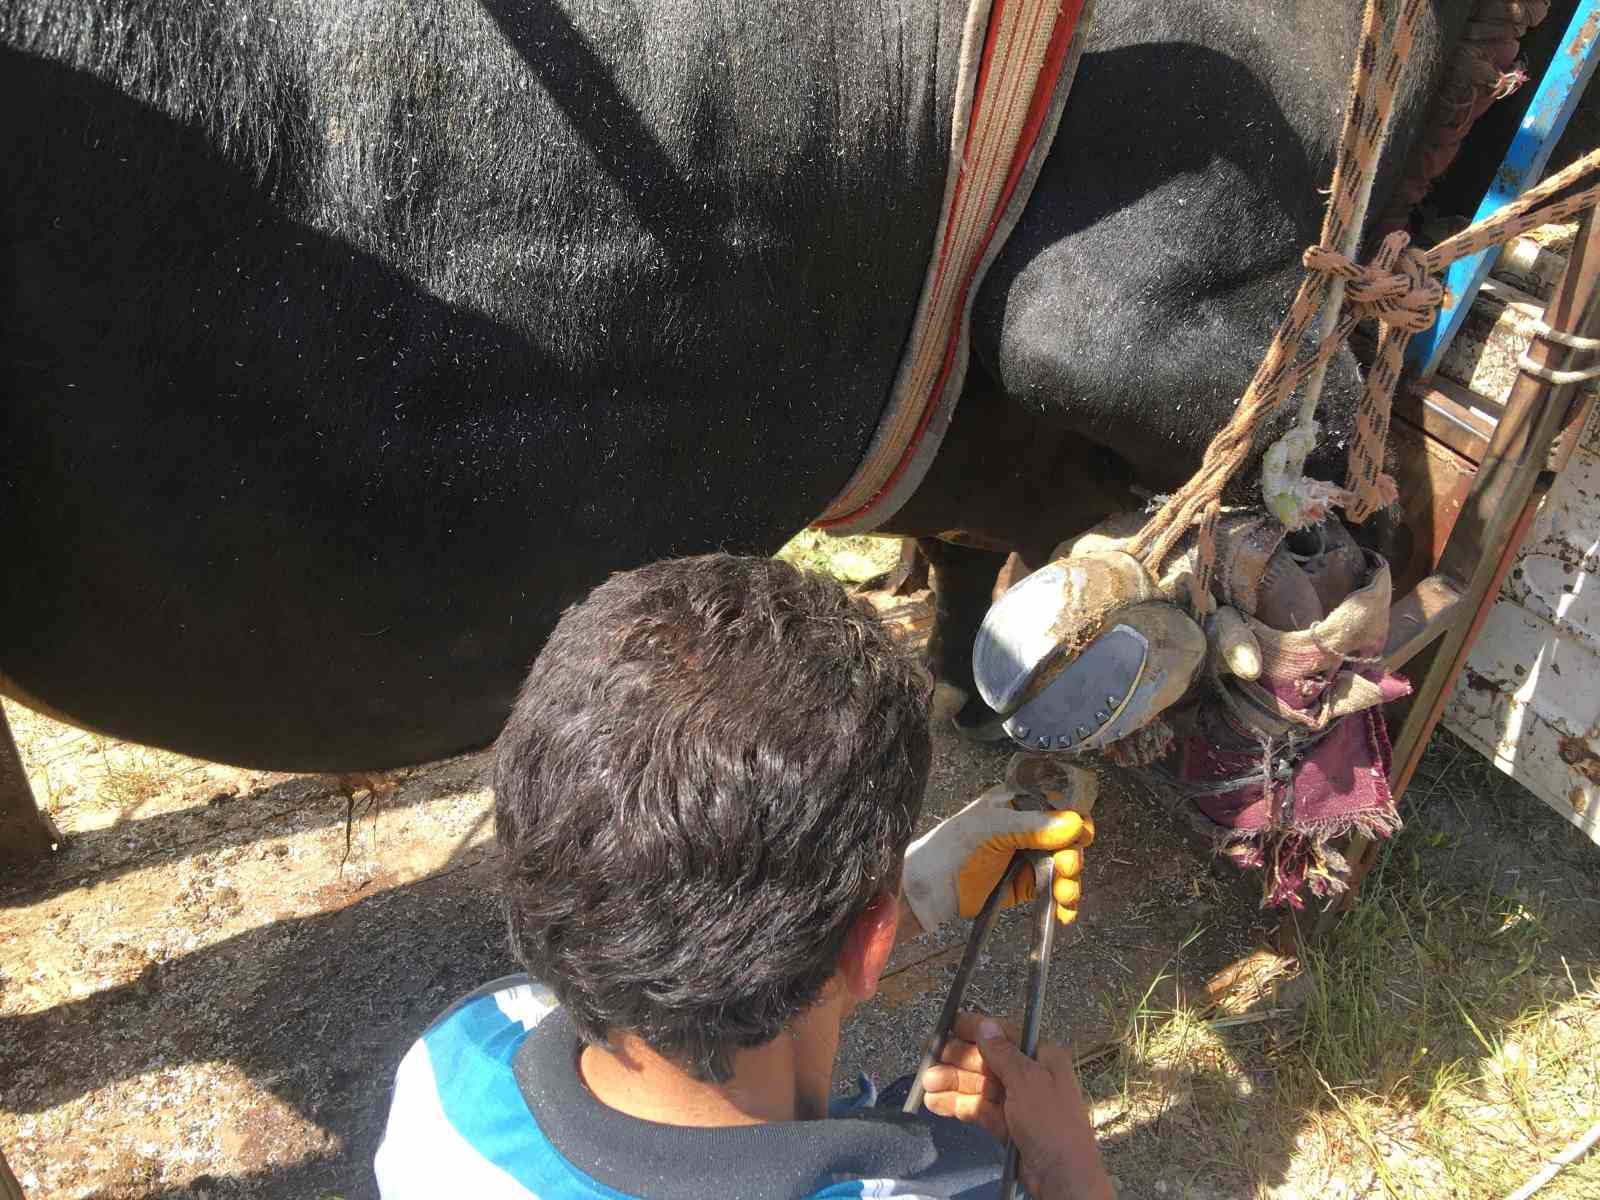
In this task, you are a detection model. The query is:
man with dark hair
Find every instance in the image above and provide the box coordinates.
[376,554,1110,1199]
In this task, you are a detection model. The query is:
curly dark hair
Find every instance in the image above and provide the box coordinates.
[493,553,933,1081]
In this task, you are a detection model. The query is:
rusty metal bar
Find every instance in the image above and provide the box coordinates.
[1314,206,1600,933]
[1544,384,1597,475]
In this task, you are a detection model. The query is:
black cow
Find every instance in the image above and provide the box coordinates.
[1,0,1471,771]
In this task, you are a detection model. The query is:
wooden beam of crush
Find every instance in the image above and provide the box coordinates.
[1382,573,1465,670]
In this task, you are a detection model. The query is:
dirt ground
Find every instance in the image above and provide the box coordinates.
[4,657,1598,1199]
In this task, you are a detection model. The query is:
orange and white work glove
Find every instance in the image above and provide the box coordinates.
[901,784,1094,933]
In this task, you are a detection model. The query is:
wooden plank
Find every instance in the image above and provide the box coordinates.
[1393,375,1499,465]
[1384,574,1465,670]
[1478,274,1549,318]
[1384,416,1478,596]
[1544,376,1597,474]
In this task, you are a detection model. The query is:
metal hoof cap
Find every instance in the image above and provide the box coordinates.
[974,554,1206,754]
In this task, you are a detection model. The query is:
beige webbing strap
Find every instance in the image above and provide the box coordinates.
[815,0,1093,533]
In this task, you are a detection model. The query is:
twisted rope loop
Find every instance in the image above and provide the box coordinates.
[1304,234,1441,333]
[1128,0,1600,585]
[1305,231,1440,521]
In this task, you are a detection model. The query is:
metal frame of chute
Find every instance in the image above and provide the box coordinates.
[1303,2,1600,938]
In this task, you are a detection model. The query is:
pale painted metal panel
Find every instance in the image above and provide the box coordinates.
[1441,408,1600,844]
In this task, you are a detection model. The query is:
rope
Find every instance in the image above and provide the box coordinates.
[1531,321,1600,352]
[1294,0,1425,441]
[1373,0,1552,239]
[1127,0,1425,583]
[1336,150,1600,519]
[1515,356,1600,386]
[1127,0,1600,594]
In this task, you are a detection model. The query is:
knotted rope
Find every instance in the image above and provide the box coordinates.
[1127,0,1600,611]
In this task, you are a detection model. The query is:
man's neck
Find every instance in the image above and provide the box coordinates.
[578,1005,841,1128]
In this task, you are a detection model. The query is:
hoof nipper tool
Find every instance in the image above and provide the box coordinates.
[902,755,1097,1200]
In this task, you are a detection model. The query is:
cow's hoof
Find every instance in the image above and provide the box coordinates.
[932,682,1009,743]
[951,695,1010,744]
[973,553,1205,755]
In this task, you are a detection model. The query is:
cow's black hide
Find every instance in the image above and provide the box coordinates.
[2,0,966,766]
[1,0,1469,769]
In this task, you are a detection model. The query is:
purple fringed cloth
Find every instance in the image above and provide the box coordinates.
[1145,519,1412,908]
[1171,666,1411,908]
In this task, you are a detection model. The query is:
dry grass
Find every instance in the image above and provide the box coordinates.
[1077,731,1600,1199]
[1280,862,1598,1198]
[776,529,903,584]
[3,698,219,831]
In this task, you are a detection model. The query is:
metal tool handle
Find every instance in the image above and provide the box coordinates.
[998,852,1058,1200]
[899,851,1029,1114]
[903,765,1087,1199]
[902,784,1062,1115]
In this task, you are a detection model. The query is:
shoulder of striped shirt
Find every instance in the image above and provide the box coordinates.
[375,977,949,1200]
[372,978,559,1199]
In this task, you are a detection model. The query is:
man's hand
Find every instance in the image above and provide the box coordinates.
[900,784,1094,934]
[920,1013,1113,1200]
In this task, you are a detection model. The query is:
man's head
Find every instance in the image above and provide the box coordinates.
[494,553,932,1081]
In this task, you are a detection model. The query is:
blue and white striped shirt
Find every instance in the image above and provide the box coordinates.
[375,975,1002,1199]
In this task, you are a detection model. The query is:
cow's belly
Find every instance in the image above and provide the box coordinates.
[0,0,964,768]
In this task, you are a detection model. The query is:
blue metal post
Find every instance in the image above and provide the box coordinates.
[1407,0,1600,377]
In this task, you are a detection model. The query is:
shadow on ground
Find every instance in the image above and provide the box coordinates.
[2,723,1595,1199]
[0,758,489,910]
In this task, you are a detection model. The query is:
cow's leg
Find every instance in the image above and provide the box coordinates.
[1,1145,24,1200]
[0,705,59,866]
[920,538,1012,741]
[853,537,929,599]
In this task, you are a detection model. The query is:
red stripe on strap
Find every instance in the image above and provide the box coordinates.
[815,0,1085,530]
